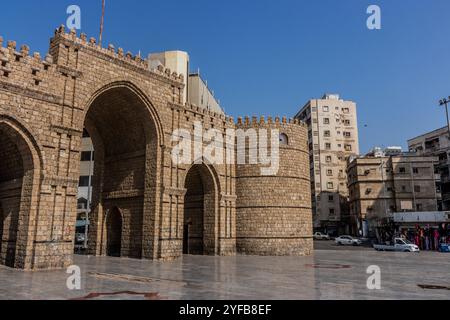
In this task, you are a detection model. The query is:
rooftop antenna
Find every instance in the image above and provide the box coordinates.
[99,0,106,46]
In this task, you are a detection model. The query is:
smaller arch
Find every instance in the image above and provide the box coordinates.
[105,207,123,257]
[183,162,220,256]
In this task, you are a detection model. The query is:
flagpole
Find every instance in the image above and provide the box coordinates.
[99,0,106,46]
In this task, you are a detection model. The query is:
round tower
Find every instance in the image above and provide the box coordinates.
[235,116,313,256]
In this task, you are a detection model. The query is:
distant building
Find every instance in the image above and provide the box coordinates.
[149,51,223,114]
[347,148,441,237]
[408,126,450,210]
[77,129,94,222]
[149,51,190,103]
[188,73,223,114]
[295,94,360,235]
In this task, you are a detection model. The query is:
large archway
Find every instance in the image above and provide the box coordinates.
[106,207,122,257]
[183,164,219,256]
[0,120,39,268]
[82,83,161,259]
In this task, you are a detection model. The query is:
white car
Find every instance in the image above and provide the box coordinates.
[335,235,363,246]
[313,232,330,240]
[374,238,420,252]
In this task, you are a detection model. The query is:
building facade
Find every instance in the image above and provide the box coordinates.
[0,27,313,270]
[347,149,440,236]
[295,94,359,235]
[408,127,450,210]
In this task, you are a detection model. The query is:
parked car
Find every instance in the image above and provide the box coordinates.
[335,235,362,246]
[373,238,420,252]
[313,232,331,240]
[439,243,450,253]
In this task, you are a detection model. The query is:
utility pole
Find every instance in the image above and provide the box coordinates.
[439,97,450,138]
[99,0,106,46]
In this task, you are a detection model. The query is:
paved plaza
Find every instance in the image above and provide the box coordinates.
[0,243,449,300]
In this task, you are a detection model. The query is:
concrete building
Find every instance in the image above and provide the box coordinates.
[149,51,190,104]
[295,94,359,235]
[149,51,223,114]
[0,27,313,270]
[187,73,223,114]
[408,126,450,210]
[347,148,441,237]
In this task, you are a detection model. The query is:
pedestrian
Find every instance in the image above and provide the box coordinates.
[434,229,440,251]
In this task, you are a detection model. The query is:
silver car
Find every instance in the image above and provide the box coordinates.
[335,235,363,246]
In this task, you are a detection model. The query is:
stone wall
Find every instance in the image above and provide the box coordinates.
[0,26,313,270]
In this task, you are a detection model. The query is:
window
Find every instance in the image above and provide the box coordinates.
[78,176,90,187]
[413,168,419,174]
[343,132,351,138]
[401,185,406,192]
[416,203,423,211]
[414,185,421,193]
[323,106,329,112]
[327,182,334,189]
[327,169,333,176]
[326,156,332,163]
[279,133,289,145]
[344,120,351,126]
[325,143,331,150]
[342,108,349,113]
[80,151,94,162]
[344,144,352,151]
[399,167,406,174]
[324,118,330,125]
[77,198,88,210]
[387,187,393,192]
[328,195,334,202]
[329,208,335,215]
[324,130,331,137]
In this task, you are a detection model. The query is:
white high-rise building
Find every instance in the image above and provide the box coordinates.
[295,94,360,235]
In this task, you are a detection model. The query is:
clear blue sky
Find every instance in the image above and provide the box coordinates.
[1,0,449,153]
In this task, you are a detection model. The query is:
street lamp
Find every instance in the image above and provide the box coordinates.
[439,97,450,138]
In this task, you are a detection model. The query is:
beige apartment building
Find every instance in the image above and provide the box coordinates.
[295,94,360,234]
[347,148,440,236]
[408,126,450,210]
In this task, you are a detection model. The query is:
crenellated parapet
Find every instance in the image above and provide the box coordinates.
[0,35,66,105]
[235,115,306,128]
[50,25,184,86]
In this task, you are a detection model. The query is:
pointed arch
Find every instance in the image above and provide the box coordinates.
[183,162,221,255]
[0,115,42,268]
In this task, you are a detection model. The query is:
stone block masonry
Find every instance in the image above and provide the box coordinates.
[0,26,313,270]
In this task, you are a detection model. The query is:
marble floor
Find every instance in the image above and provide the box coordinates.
[0,246,449,300]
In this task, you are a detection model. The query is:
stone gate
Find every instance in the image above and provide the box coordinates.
[0,26,313,270]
